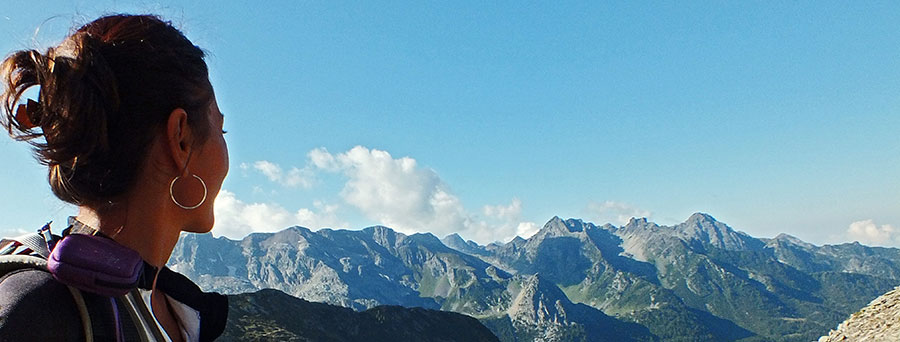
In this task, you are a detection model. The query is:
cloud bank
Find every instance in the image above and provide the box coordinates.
[308,146,536,243]
[585,201,652,226]
[222,146,542,243]
[250,161,315,188]
[846,219,899,247]
[213,189,345,239]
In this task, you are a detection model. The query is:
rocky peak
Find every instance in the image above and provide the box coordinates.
[563,218,587,232]
[499,236,528,254]
[536,216,586,237]
[364,225,404,250]
[687,212,717,224]
[443,233,493,256]
[507,274,573,325]
[443,233,467,248]
[676,213,756,251]
[248,226,313,250]
[620,217,657,232]
[769,233,816,249]
[405,232,445,249]
[544,216,572,234]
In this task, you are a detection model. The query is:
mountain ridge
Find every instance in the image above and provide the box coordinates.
[171,212,900,341]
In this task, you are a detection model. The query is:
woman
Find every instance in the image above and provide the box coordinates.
[0,14,229,341]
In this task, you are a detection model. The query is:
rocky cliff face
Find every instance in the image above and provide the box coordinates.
[492,274,656,342]
[171,213,900,342]
[818,286,900,342]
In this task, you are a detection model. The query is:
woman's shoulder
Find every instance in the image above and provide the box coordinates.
[0,268,83,341]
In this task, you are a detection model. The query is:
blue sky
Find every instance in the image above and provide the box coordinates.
[1,1,899,246]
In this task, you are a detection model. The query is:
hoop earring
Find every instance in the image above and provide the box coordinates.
[169,174,208,210]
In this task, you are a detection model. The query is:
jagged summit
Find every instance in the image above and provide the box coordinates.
[687,212,718,224]
[406,232,446,249]
[360,225,404,242]
[675,212,759,251]
[770,233,816,249]
[629,217,650,225]
[507,274,572,325]
[241,225,308,241]
[442,233,491,256]
[621,217,657,232]
[538,216,583,236]
[442,233,468,249]
[444,232,465,243]
[362,225,399,234]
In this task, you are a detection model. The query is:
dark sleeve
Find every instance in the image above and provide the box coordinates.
[0,269,83,342]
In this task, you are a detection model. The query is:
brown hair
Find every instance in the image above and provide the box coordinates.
[1,14,212,206]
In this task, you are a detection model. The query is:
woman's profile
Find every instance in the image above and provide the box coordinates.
[0,14,229,342]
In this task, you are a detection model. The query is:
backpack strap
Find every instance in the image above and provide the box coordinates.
[0,231,50,257]
[3,226,169,342]
[66,283,95,342]
[0,254,94,342]
[119,288,168,342]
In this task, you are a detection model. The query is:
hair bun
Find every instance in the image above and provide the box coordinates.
[2,14,213,206]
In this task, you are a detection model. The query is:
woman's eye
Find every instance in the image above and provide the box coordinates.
[222,130,228,135]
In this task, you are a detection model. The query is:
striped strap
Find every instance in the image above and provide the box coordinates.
[0,232,49,257]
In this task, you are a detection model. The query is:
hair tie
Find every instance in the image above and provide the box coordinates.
[14,99,39,130]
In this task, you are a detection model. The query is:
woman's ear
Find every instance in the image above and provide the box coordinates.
[165,108,193,173]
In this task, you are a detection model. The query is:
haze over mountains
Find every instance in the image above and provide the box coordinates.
[170,213,900,341]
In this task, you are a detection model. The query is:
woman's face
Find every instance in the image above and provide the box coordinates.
[183,95,229,233]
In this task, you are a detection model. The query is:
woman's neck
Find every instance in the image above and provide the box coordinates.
[76,196,181,268]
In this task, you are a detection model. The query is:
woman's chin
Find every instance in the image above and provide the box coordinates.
[183,214,215,234]
[184,225,214,234]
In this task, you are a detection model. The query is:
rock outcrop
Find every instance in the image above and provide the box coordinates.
[819,286,900,342]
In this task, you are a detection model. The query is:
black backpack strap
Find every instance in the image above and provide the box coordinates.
[118,289,167,342]
[79,291,151,342]
[0,254,95,342]
[114,297,143,342]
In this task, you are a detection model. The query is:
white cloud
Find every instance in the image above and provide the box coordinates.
[846,219,899,246]
[515,222,540,239]
[251,160,315,188]
[253,161,282,181]
[213,189,346,239]
[481,198,539,241]
[484,198,523,221]
[0,227,30,238]
[308,148,340,171]
[296,201,341,228]
[586,201,651,226]
[310,146,532,243]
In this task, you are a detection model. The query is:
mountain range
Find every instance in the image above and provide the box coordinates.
[169,213,900,341]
